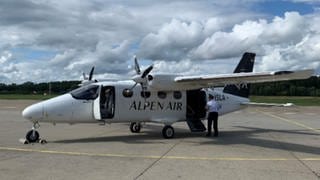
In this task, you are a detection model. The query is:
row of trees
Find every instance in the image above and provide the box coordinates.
[250,76,320,96]
[0,81,80,95]
[0,76,319,96]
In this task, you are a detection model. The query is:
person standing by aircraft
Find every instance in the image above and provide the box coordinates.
[206,94,220,137]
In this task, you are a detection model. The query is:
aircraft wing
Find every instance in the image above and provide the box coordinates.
[174,69,314,87]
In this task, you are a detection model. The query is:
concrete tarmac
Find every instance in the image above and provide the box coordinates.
[0,100,319,180]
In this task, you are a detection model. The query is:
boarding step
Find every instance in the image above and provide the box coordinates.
[186,118,206,132]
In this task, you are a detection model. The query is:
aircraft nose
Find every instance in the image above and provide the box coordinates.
[22,103,44,122]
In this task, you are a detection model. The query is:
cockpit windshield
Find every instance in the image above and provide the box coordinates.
[70,85,99,100]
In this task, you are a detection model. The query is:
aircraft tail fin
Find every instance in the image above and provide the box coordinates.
[233,52,255,73]
[223,52,255,98]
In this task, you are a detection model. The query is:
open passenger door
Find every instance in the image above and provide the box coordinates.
[93,85,102,120]
[96,86,115,120]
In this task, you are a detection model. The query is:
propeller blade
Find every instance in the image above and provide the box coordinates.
[130,82,138,90]
[134,56,141,75]
[89,66,95,81]
[83,72,87,80]
[141,65,153,78]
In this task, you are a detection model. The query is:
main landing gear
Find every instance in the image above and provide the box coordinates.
[130,122,175,139]
[130,122,141,133]
[162,125,174,139]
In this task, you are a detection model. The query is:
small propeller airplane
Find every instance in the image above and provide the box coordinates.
[22,52,314,142]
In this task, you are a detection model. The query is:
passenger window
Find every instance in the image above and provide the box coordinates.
[173,91,182,99]
[70,85,99,100]
[158,91,167,99]
[123,89,133,98]
[141,91,151,98]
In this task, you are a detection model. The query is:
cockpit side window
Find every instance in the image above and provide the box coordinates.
[70,85,99,100]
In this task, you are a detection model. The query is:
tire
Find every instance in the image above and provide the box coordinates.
[26,130,40,143]
[162,125,174,139]
[130,122,141,133]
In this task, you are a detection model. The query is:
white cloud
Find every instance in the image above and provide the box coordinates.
[0,0,319,83]
[139,19,205,60]
[141,11,319,75]
[192,12,308,59]
[0,51,12,64]
[257,34,320,72]
[2,63,18,73]
[262,12,306,44]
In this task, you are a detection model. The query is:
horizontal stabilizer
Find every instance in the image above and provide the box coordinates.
[241,102,294,107]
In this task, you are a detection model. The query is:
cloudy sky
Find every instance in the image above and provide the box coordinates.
[0,0,319,84]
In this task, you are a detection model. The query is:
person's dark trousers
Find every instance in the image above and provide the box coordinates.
[207,112,218,136]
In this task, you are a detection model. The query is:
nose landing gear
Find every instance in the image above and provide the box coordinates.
[26,129,40,143]
[25,122,46,144]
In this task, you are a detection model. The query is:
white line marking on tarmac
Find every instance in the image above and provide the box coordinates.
[0,146,320,161]
[257,110,320,133]
[305,113,317,116]
[0,106,17,109]
[284,112,296,115]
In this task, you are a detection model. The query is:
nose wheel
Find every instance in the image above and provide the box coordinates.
[25,122,43,143]
[26,129,40,143]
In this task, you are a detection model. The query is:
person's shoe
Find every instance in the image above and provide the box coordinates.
[206,133,211,137]
[214,133,218,137]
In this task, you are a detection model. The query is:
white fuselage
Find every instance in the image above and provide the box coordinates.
[22,81,249,125]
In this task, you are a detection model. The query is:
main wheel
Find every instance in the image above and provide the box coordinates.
[162,125,174,139]
[26,130,40,143]
[130,122,141,133]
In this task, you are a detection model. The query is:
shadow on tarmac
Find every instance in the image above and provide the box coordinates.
[199,126,320,155]
[52,124,320,155]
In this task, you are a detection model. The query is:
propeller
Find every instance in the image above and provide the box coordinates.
[131,57,153,87]
[130,56,154,103]
[80,66,97,86]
